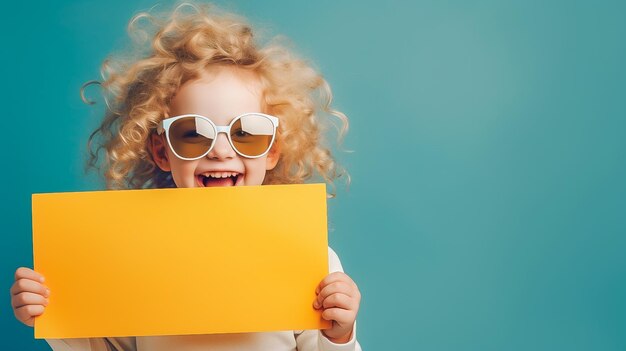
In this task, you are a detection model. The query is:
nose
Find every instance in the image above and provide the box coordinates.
[207,133,236,160]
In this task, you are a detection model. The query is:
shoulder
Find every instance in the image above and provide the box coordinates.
[327,246,345,273]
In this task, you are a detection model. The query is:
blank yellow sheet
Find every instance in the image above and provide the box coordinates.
[32,183,330,339]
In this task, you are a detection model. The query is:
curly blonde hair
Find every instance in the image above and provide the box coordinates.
[83,1,349,195]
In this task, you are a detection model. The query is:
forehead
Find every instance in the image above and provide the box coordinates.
[169,66,263,123]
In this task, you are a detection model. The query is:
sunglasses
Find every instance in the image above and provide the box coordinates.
[157,113,279,160]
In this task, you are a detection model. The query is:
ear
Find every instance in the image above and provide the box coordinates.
[150,133,171,172]
[265,142,280,171]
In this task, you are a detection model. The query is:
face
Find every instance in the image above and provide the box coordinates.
[150,66,279,188]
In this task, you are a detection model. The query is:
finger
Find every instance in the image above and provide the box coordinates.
[14,304,45,326]
[316,272,356,294]
[12,292,49,309]
[10,278,50,297]
[313,281,361,308]
[321,292,357,311]
[14,267,45,283]
[321,307,356,325]
[314,281,354,308]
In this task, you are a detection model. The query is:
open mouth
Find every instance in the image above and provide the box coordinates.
[196,171,242,187]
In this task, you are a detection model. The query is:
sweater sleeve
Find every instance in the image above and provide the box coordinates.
[294,247,363,351]
[45,337,136,351]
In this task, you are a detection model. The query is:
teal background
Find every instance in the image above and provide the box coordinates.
[2,0,625,350]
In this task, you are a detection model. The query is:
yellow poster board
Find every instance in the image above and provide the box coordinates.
[32,184,330,339]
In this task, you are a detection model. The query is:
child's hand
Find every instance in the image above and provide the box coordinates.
[10,267,50,327]
[313,272,361,344]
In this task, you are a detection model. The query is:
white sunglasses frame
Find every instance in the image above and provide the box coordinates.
[157,113,279,160]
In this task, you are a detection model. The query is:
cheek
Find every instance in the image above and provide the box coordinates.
[169,158,200,187]
[243,158,269,184]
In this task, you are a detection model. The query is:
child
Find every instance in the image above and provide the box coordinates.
[10,2,362,350]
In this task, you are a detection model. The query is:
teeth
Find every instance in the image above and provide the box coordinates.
[199,171,239,178]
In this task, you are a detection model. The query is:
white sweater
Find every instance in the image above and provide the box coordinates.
[44,247,362,351]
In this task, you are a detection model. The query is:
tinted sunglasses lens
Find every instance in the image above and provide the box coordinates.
[230,115,275,157]
[169,116,215,158]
